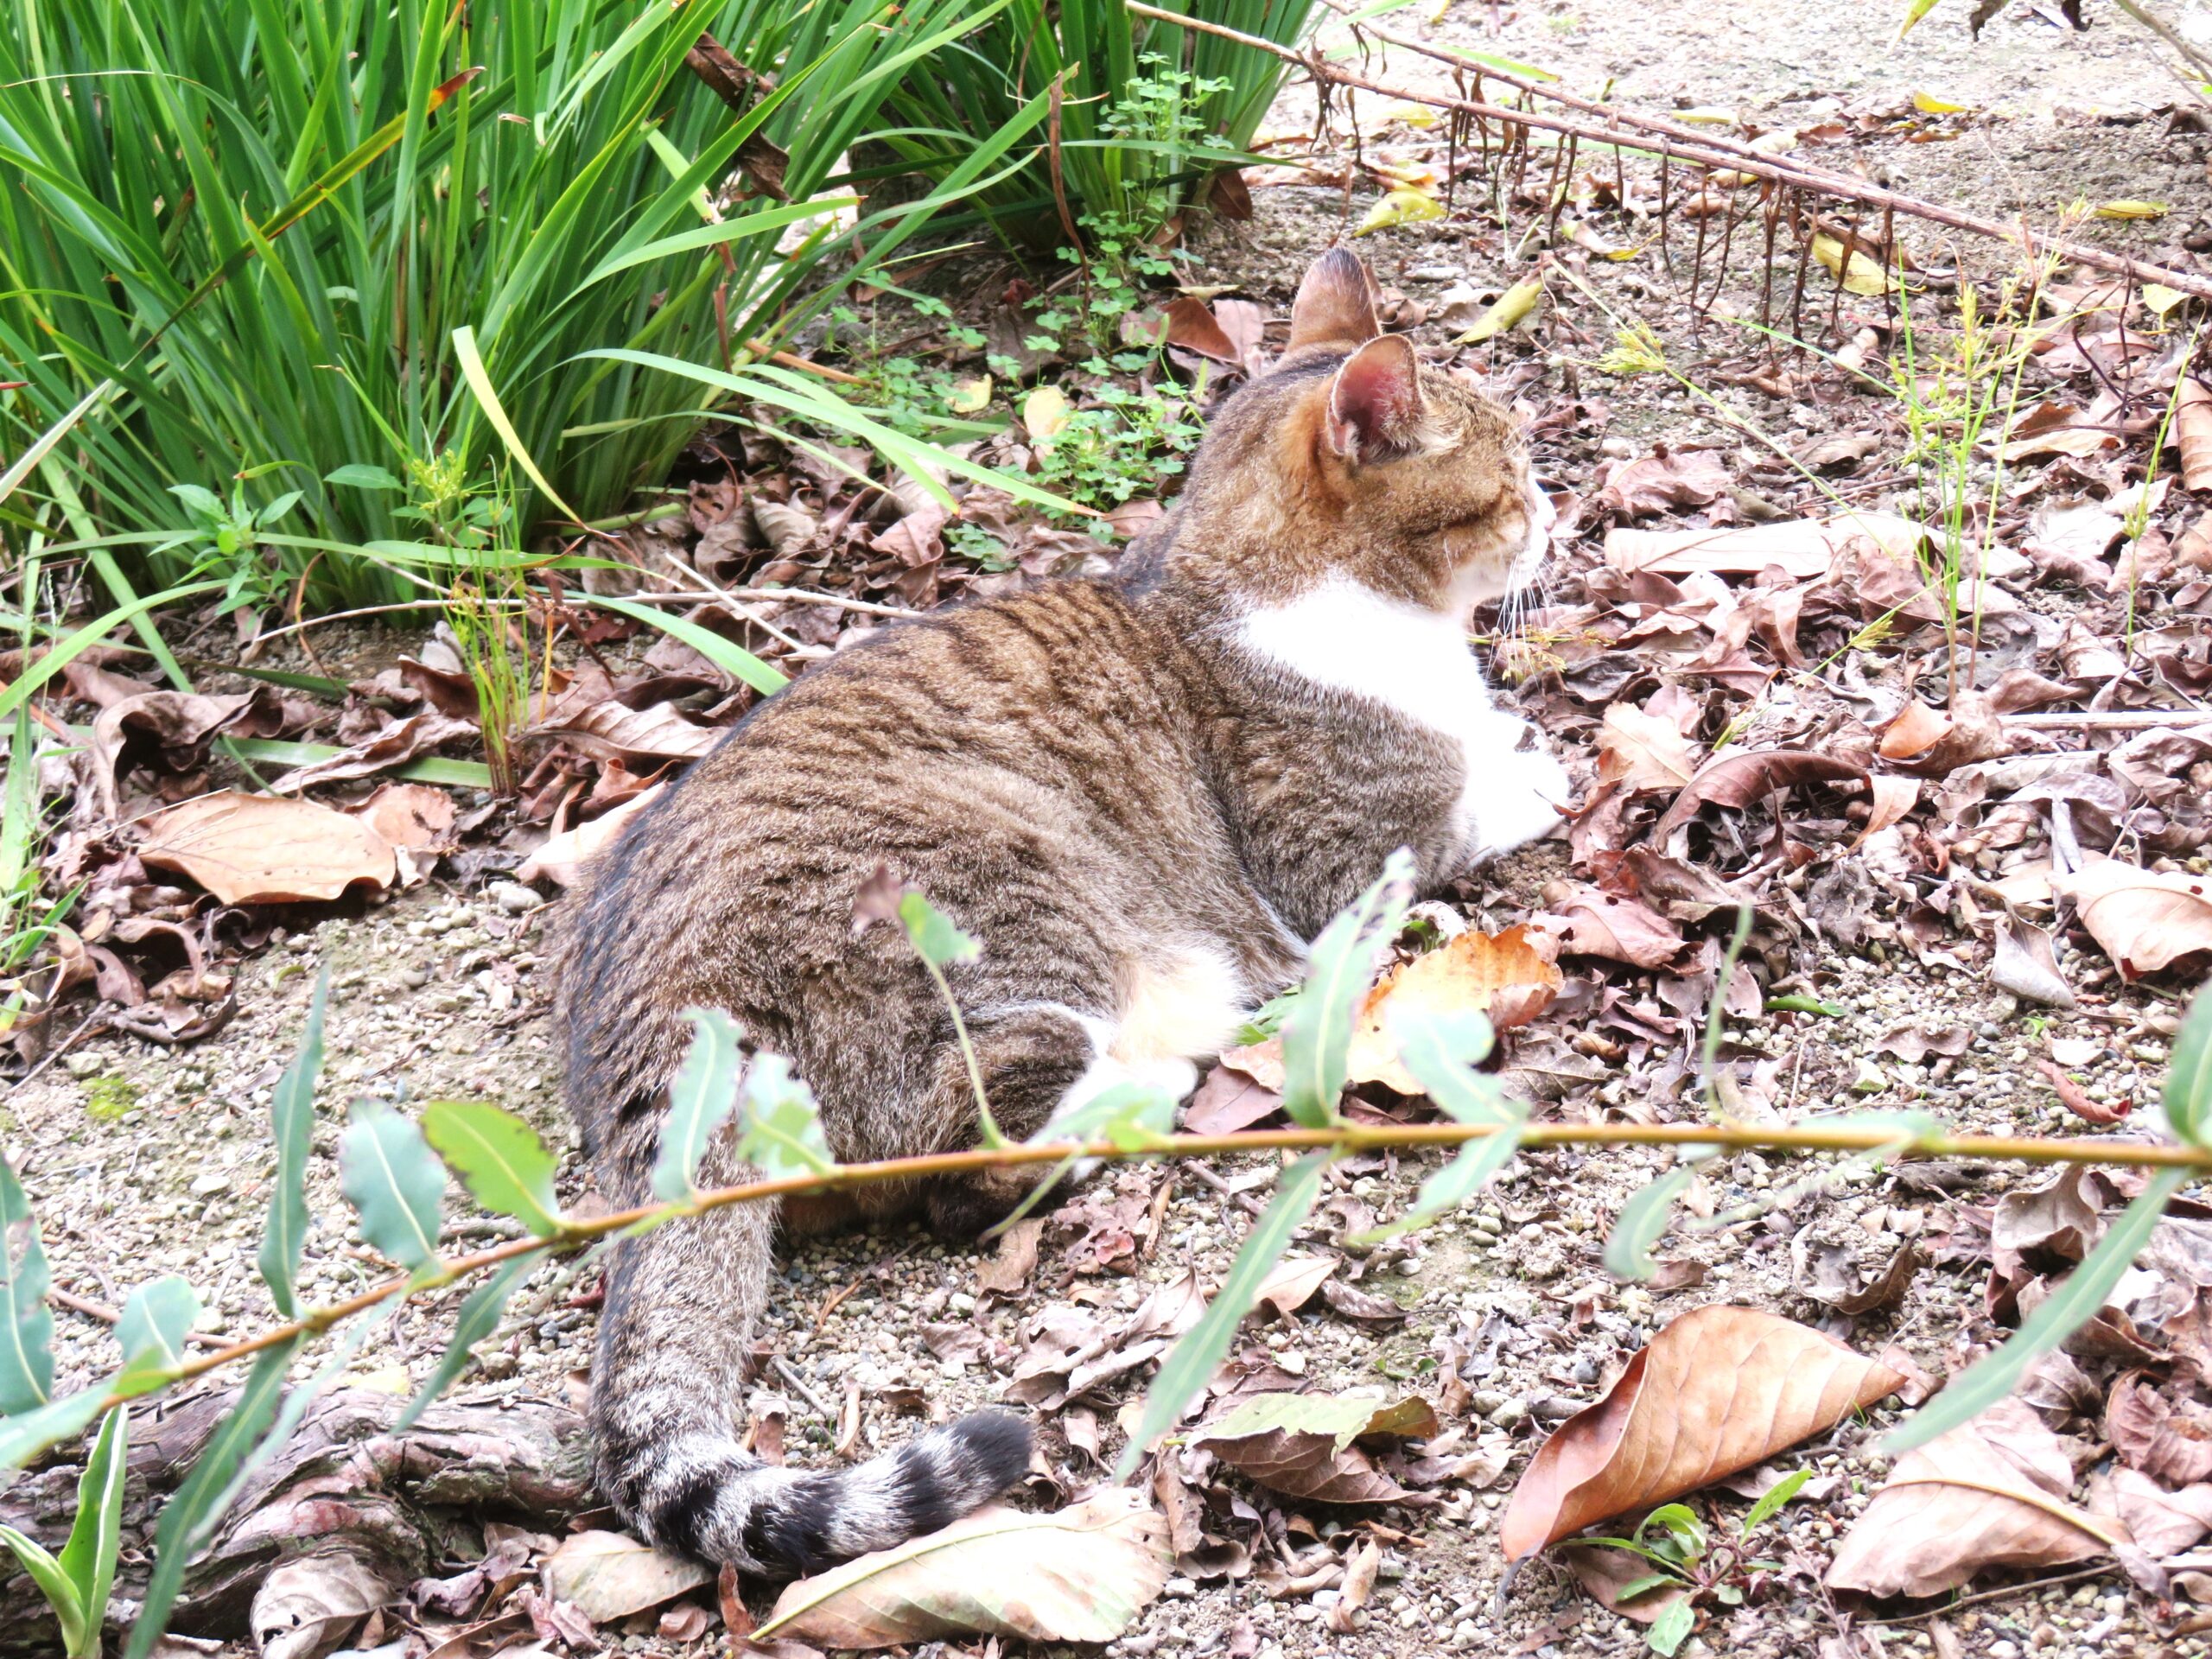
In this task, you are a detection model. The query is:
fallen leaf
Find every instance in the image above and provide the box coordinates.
[1537,886,1685,970]
[1452,275,1543,341]
[90,688,270,819]
[2107,1372,2212,1486]
[2101,1465,2212,1555]
[1344,925,1564,1090]
[1992,915,2077,1009]
[268,710,477,792]
[1193,1392,1438,1505]
[2037,1059,2129,1126]
[1022,386,1072,443]
[753,1491,1170,1649]
[1604,511,1922,579]
[975,1217,1046,1297]
[518,783,666,887]
[1560,1543,1694,1624]
[1500,1306,1904,1560]
[1593,449,1732,520]
[1795,1234,1923,1317]
[1326,1539,1381,1633]
[1813,232,1891,295]
[1183,1065,1284,1135]
[348,782,459,852]
[2177,380,2212,493]
[138,791,397,905]
[1827,1401,2123,1598]
[1654,751,1869,842]
[2094,199,2169,219]
[1159,296,1243,365]
[2053,861,2212,978]
[543,1530,713,1623]
[1255,1255,1338,1319]
[1597,703,1700,792]
[1215,1037,1286,1094]
[251,1552,397,1659]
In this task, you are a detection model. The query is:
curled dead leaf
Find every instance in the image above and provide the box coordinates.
[2052,861,2212,978]
[753,1491,1170,1649]
[1193,1392,1438,1505]
[138,792,398,905]
[1596,702,1700,793]
[1654,750,1869,843]
[1501,1306,1904,1560]
[1827,1401,2124,1599]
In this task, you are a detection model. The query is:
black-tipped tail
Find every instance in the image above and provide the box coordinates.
[632,1411,1033,1577]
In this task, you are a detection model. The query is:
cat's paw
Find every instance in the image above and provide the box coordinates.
[1468,741,1572,861]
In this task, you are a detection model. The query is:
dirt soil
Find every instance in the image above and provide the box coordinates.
[10,4,2212,1659]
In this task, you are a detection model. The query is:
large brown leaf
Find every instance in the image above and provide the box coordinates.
[1500,1306,1904,1560]
[1596,702,1700,793]
[138,791,397,905]
[752,1491,1170,1649]
[1653,751,1869,842]
[2052,861,2212,978]
[543,1530,712,1622]
[1192,1391,1437,1505]
[1827,1401,2125,1598]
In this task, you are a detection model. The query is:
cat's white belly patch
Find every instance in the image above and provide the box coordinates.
[1232,577,1562,859]
[1111,943,1249,1065]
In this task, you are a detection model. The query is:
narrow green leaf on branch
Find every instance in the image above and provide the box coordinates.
[898,890,982,968]
[738,1055,836,1179]
[1280,849,1414,1128]
[1120,1153,1333,1476]
[339,1103,448,1274]
[423,1102,563,1236]
[2164,985,2212,1150]
[1605,1166,1698,1281]
[1352,1007,1522,1243]
[0,1155,54,1415]
[652,1011,747,1201]
[260,971,327,1318]
[113,1277,203,1397]
[397,1258,538,1432]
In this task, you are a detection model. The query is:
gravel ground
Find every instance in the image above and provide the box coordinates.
[9,3,2212,1658]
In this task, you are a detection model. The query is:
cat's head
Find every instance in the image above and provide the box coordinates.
[1172,248,1549,617]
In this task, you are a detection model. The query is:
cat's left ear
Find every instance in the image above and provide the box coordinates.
[1325,334,1424,461]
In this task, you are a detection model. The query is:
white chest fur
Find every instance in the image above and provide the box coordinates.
[1231,577,1568,863]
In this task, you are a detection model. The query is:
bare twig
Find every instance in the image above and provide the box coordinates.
[1136,0,2212,300]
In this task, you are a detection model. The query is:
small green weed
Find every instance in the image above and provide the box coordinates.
[1582,1471,1812,1655]
[83,1077,140,1123]
[1033,381,1206,516]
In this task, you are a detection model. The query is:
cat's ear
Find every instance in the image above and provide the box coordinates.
[1325,334,1424,461]
[1287,246,1379,351]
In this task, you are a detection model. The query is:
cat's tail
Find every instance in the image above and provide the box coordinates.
[589,1195,1032,1575]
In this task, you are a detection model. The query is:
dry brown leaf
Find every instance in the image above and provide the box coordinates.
[1500,1306,1904,1560]
[1560,1544,1694,1624]
[1875,693,2012,778]
[1344,925,1564,1090]
[1593,449,1732,519]
[1160,296,1243,364]
[1596,703,1700,792]
[268,711,477,792]
[1325,1539,1381,1633]
[90,688,270,819]
[138,791,397,905]
[2036,1059,2130,1126]
[1535,887,1684,970]
[2107,1372,2212,1487]
[1183,1065,1284,1135]
[1255,1255,1338,1319]
[1827,1401,2125,1598]
[1216,1036,1285,1094]
[1193,1392,1436,1505]
[1604,510,1921,579]
[1654,750,1869,842]
[2101,1465,2212,1555]
[348,782,458,852]
[518,784,666,887]
[2178,378,2212,492]
[543,1530,714,1622]
[753,1491,1170,1649]
[2053,861,2212,978]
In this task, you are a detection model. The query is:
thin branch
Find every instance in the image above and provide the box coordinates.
[1132,0,2212,301]
[100,1116,2212,1416]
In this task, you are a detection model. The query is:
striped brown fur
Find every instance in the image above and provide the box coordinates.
[556,248,1567,1575]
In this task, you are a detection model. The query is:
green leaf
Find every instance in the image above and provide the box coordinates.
[1649,1599,1695,1656]
[1739,1468,1811,1536]
[898,890,981,968]
[2164,985,2212,1150]
[1280,850,1415,1128]
[1605,1166,1696,1282]
[1118,1153,1332,1477]
[0,1155,54,1414]
[1613,1571,1689,1602]
[323,463,404,491]
[259,971,327,1319]
[451,325,584,526]
[580,595,788,697]
[0,1524,83,1656]
[395,1257,535,1431]
[1639,1503,1707,1562]
[1352,1007,1523,1243]
[58,1407,126,1659]
[112,1276,201,1397]
[0,1391,105,1471]
[1887,1166,2190,1452]
[422,1102,563,1237]
[737,1055,836,1180]
[339,1103,448,1274]
[652,1010,746,1202]
[125,1338,301,1659]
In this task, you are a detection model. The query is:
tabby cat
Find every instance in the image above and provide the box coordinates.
[558,246,1569,1576]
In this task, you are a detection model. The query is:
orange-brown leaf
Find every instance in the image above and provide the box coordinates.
[1500,1306,1905,1560]
[1345,925,1564,1091]
[138,791,397,905]
[2177,378,2212,493]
